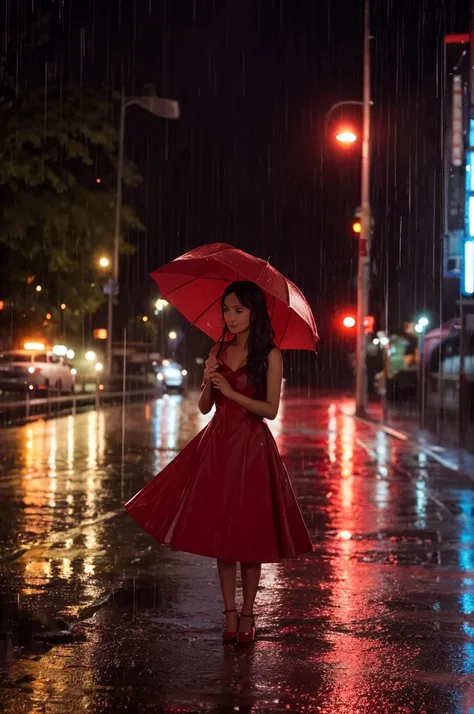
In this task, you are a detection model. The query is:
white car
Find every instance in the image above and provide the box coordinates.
[156,360,186,392]
[0,350,76,394]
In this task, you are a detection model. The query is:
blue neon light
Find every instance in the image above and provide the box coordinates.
[465,240,474,295]
[463,121,474,295]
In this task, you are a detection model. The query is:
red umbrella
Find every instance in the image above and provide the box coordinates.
[150,243,318,350]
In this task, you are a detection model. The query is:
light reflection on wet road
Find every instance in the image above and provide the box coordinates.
[1,393,474,712]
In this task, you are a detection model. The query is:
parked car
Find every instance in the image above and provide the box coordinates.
[155,359,187,393]
[0,350,76,394]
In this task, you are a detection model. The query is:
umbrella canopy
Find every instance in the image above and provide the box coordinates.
[150,243,318,351]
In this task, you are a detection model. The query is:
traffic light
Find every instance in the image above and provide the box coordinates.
[352,207,362,235]
[341,314,374,332]
[364,315,374,334]
[342,315,356,329]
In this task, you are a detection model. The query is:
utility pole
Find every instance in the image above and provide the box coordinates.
[355,0,372,417]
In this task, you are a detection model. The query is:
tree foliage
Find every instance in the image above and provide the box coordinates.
[0,83,143,331]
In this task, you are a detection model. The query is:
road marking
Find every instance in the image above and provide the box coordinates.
[355,438,376,459]
[353,427,455,519]
[340,406,474,480]
[354,415,409,441]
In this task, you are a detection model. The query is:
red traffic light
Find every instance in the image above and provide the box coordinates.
[342,315,356,329]
[364,315,374,334]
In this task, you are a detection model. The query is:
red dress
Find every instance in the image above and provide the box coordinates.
[124,358,313,563]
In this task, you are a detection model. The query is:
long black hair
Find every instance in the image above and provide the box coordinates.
[217,281,275,398]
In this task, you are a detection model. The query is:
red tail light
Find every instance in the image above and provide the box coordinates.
[28,367,42,375]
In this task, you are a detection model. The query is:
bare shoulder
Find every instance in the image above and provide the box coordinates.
[267,347,283,367]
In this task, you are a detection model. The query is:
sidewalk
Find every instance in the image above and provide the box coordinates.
[340,397,474,481]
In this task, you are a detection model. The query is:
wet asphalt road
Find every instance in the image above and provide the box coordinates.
[1,392,474,713]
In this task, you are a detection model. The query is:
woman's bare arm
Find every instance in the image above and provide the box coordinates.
[198,380,215,414]
[198,344,220,414]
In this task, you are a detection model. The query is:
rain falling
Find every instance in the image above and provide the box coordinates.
[1,1,474,712]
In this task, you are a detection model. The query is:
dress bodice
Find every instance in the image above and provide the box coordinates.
[213,355,261,423]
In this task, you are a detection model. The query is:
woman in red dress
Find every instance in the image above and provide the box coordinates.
[125,281,313,644]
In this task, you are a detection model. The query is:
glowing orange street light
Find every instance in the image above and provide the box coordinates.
[352,220,362,234]
[343,315,356,329]
[336,129,357,144]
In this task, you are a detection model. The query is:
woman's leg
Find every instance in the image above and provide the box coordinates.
[217,560,238,631]
[239,562,261,632]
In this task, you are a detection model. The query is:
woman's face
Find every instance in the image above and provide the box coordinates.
[223,293,251,335]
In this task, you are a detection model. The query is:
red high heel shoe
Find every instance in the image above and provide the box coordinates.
[236,613,256,645]
[222,609,239,644]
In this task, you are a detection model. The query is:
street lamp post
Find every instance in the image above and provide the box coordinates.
[154,299,169,358]
[105,88,180,377]
[356,0,372,417]
[416,317,430,429]
[323,100,366,132]
[323,0,372,417]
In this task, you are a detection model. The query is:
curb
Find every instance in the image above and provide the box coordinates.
[339,407,474,481]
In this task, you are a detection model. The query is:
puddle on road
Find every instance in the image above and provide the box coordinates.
[0,575,178,664]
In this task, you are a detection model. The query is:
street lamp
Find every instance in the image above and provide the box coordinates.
[98,256,110,269]
[154,298,169,312]
[336,130,357,144]
[105,86,180,377]
[168,330,178,359]
[323,100,365,131]
[323,0,372,417]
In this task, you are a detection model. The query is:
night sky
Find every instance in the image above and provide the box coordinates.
[4,0,468,380]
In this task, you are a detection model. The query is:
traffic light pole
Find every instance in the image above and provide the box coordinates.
[355,0,371,417]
